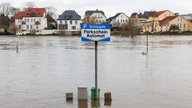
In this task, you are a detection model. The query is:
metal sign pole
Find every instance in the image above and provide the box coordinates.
[147,31,148,53]
[95,41,98,100]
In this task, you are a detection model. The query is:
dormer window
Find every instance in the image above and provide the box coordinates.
[30,12,36,17]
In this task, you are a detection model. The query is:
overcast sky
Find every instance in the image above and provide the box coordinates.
[1,0,192,18]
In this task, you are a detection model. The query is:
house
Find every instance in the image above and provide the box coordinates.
[57,10,81,31]
[15,8,47,34]
[138,10,191,32]
[107,12,129,27]
[83,9,107,24]
[159,15,192,32]
[130,11,156,30]
[181,14,192,23]
[138,10,192,32]
[145,10,176,32]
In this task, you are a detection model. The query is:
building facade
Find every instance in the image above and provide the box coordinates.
[107,12,129,27]
[160,15,192,32]
[136,10,192,32]
[15,8,47,34]
[57,10,81,31]
[84,9,107,24]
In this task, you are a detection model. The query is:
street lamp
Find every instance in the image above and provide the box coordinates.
[146,25,150,54]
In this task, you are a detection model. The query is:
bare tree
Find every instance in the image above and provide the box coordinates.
[23,2,35,10]
[126,17,139,37]
[9,24,19,35]
[0,3,12,16]
[0,14,10,28]
[82,15,98,24]
[45,6,57,18]
[10,7,20,16]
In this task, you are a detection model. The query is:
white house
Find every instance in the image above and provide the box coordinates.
[84,9,107,23]
[107,12,129,27]
[15,8,47,34]
[57,10,82,31]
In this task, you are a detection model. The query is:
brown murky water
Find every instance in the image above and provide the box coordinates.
[0,35,192,108]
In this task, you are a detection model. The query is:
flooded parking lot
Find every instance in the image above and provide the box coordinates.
[0,35,192,108]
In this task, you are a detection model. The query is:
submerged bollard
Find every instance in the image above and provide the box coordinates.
[66,93,73,101]
[104,92,112,102]
[91,87,100,100]
[78,86,88,100]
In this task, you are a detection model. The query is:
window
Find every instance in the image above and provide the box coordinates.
[60,21,62,24]
[30,25,32,29]
[65,21,67,24]
[31,19,33,23]
[167,23,169,27]
[72,26,76,30]
[27,25,29,29]
[180,24,182,28]
[75,21,78,25]
[27,19,29,22]
[36,25,38,29]
[70,20,72,24]
[184,23,186,28]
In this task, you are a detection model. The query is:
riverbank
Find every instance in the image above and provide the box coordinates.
[111,31,192,36]
[1,31,192,36]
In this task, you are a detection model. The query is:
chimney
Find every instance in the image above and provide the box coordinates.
[174,13,179,15]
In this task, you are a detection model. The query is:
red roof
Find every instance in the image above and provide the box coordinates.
[159,15,179,24]
[15,8,45,19]
[154,10,167,17]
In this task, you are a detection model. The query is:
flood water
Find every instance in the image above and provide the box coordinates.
[0,35,192,108]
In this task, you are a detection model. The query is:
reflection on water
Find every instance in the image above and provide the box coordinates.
[104,101,111,107]
[91,100,100,108]
[1,35,192,108]
[78,100,88,108]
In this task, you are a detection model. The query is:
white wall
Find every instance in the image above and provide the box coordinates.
[111,13,129,27]
[15,17,47,32]
[57,20,82,31]
[91,13,107,23]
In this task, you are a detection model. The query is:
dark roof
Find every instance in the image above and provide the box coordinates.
[21,21,26,25]
[154,10,167,17]
[138,11,156,19]
[57,10,81,20]
[85,9,105,16]
[34,21,41,25]
[106,16,113,23]
[107,13,126,23]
